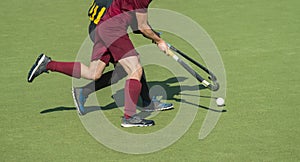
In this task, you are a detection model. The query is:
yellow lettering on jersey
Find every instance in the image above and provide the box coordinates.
[89,3,96,15]
[90,5,99,21]
[94,7,106,25]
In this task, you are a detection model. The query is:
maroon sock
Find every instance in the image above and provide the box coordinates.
[46,61,81,78]
[124,79,142,119]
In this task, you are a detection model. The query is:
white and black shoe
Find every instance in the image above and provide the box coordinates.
[121,115,155,128]
[27,54,51,82]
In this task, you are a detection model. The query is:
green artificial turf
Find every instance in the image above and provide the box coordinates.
[1,0,299,161]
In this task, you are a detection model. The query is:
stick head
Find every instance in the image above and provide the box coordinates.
[208,82,219,91]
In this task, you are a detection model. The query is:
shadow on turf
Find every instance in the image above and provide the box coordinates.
[40,107,76,114]
[174,98,227,113]
[40,102,118,114]
[39,105,166,116]
[40,76,225,114]
[177,94,227,113]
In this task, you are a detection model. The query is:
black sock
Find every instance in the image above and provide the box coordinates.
[81,65,127,97]
[140,69,151,106]
[81,66,151,106]
[82,71,113,97]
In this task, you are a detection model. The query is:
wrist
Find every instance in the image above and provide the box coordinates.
[155,39,164,44]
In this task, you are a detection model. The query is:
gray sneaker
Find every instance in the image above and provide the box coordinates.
[121,115,155,127]
[27,54,51,82]
[143,96,174,112]
[72,87,86,115]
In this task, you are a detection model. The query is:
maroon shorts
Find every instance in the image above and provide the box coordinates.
[91,34,139,64]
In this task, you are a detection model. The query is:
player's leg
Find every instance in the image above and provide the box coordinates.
[27,54,106,82]
[72,37,112,115]
[79,66,150,99]
[80,70,114,97]
[71,60,107,115]
[80,64,127,97]
[85,22,170,110]
[27,54,82,82]
[119,56,142,116]
[80,60,106,80]
[80,65,173,111]
[117,55,154,127]
[123,53,172,111]
[27,52,107,116]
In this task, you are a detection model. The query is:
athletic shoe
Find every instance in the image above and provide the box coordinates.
[121,115,155,127]
[143,96,174,112]
[27,54,51,82]
[72,87,86,115]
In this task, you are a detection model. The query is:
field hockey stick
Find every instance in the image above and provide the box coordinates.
[166,44,219,91]
[168,44,218,81]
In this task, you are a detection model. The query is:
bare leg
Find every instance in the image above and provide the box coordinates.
[119,56,143,118]
[80,60,107,80]
[119,56,143,80]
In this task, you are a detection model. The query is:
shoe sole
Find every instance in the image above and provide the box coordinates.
[71,88,83,116]
[121,123,154,128]
[28,54,46,82]
[143,105,174,112]
[156,106,174,111]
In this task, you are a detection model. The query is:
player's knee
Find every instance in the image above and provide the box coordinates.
[92,73,102,81]
[137,67,143,77]
[86,71,102,81]
[129,66,143,80]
